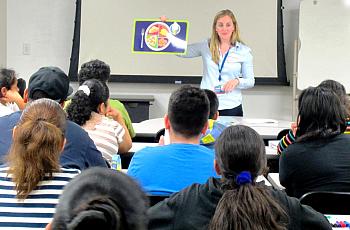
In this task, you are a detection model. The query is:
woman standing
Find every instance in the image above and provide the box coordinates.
[178,9,254,116]
[0,98,79,229]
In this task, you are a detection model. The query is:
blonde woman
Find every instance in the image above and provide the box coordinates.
[0,98,80,229]
[169,9,255,116]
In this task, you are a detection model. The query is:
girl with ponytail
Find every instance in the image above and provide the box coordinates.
[148,125,331,230]
[0,98,80,229]
[66,79,132,164]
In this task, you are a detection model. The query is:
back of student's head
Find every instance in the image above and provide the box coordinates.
[51,167,148,230]
[28,66,72,104]
[78,59,111,85]
[204,89,219,119]
[17,78,26,98]
[7,98,66,199]
[296,86,347,142]
[168,86,209,138]
[209,125,287,230]
[0,68,17,97]
[67,79,109,126]
[318,79,350,116]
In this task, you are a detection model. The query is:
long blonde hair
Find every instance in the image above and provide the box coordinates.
[210,9,242,64]
[7,98,66,199]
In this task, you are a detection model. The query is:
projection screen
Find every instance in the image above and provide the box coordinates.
[79,0,284,83]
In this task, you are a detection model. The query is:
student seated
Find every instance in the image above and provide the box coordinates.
[0,68,25,117]
[277,79,350,154]
[47,167,148,230]
[279,86,350,198]
[65,59,136,139]
[148,125,331,230]
[67,79,132,163]
[127,86,217,195]
[0,98,80,229]
[17,78,26,98]
[200,89,227,149]
[0,66,107,169]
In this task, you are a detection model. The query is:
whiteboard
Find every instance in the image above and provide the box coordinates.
[298,0,350,91]
[80,0,278,78]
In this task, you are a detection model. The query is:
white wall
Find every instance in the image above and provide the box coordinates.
[0,0,6,67]
[6,0,299,121]
[6,0,75,79]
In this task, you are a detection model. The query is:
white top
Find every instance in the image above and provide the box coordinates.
[83,112,125,163]
[133,117,291,140]
[0,103,19,117]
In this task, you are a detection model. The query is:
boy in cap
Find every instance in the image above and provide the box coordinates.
[0,66,107,169]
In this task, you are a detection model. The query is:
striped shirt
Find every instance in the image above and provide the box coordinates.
[277,119,350,155]
[0,166,79,229]
[83,112,125,163]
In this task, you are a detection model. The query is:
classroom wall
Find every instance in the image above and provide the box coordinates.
[5,0,299,121]
[0,0,6,67]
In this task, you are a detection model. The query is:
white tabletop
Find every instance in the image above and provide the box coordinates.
[133,116,291,139]
[267,173,285,190]
[130,142,278,157]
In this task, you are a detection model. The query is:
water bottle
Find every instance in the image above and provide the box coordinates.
[111,154,122,171]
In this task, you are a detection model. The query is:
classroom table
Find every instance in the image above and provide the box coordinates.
[267,173,285,190]
[132,116,291,142]
[123,142,279,171]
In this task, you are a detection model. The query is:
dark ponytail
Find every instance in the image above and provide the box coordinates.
[67,79,109,126]
[209,125,288,230]
[209,184,287,230]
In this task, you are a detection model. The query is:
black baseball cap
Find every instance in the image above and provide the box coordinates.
[28,66,73,101]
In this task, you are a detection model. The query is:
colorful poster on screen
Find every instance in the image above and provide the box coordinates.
[132,19,189,54]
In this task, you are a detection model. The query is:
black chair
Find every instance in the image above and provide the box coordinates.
[154,128,165,143]
[148,194,170,206]
[300,191,350,214]
[120,152,134,169]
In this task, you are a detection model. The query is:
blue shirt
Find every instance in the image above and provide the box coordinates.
[127,143,217,195]
[200,119,227,149]
[0,111,107,170]
[181,40,255,110]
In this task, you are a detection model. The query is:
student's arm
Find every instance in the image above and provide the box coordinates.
[109,99,136,138]
[4,90,26,110]
[277,129,296,155]
[107,107,132,154]
[279,148,297,196]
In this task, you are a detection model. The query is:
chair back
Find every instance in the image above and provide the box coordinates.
[300,191,350,214]
[148,194,169,206]
[154,128,165,143]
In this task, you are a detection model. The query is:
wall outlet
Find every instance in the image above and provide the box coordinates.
[22,43,31,55]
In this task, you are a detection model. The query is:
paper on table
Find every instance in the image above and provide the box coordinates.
[241,118,278,127]
[243,118,278,124]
